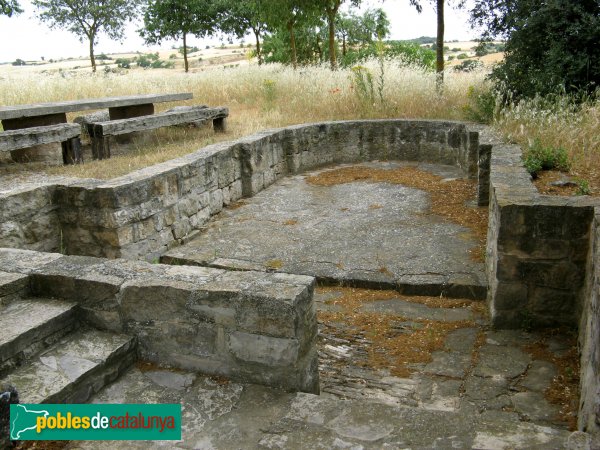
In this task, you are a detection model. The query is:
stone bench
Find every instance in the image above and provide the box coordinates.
[86,106,229,160]
[0,123,82,164]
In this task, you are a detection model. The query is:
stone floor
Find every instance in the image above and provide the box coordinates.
[63,162,580,448]
[163,162,487,299]
[68,288,576,449]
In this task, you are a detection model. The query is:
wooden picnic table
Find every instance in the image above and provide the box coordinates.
[0,93,193,130]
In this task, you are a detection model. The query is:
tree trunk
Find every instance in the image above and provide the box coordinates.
[183,33,189,73]
[89,35,96,73]
[254,29,262,65]
[316,35,323,62]
[326,7,338,70]
[288,21,297,69]
[342,34,347,57]
[436,0,445,91]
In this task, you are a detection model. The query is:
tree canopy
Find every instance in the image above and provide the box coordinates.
[471,0,600,98]
[140,0,219,72]
[33,0,140,72]
[0,0,22,17]
[218,0,269,65]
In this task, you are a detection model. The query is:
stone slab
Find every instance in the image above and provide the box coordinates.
[165,162,487,299]
[0,297,78,373]
[67,367,571,450]
[0,328,135,404]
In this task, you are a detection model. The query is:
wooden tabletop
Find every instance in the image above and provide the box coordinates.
[0,93,193,121]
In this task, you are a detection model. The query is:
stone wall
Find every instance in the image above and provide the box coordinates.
[579,211,600,440]
[0,248,318,393]
[0,185,60,253]
[485,129,596,328]
[0,119,484,261]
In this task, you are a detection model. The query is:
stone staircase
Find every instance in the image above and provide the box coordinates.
[0,296,136,405]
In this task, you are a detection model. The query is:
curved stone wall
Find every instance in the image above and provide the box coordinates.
[1,119,487,260]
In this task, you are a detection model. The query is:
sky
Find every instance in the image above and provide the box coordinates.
[0,0,477,64]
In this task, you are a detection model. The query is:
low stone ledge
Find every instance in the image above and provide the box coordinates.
[0,248,318,393]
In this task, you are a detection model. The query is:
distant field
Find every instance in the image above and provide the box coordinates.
[0,41,503,75]
[0,58,489,179]
[4,41,596,198]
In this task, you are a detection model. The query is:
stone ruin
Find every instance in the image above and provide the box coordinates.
[0,119,599,447]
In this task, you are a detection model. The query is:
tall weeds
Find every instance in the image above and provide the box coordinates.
[0,62,487,178]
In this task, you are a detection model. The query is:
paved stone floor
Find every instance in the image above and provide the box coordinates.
[69,162,579,449]
[163,162,486,299]
[69,288,575,449]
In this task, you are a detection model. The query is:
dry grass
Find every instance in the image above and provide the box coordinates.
[306,166,488,261]
[0,63,487,179]
[496,96,600,194]
[522,330,580,430]
[317,287,476,377]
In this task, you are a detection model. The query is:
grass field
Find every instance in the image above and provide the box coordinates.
[0,60,598,193]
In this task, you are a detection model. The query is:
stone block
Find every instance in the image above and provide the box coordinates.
[0,271,29,300]
[228,331,299,366]
[235,295,297,338]
[209,189,224,215]
[120,279,192,323]
[491,282,528,311]
[172,217,192,240]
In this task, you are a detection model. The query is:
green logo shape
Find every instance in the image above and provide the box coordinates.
[10,404,181,441]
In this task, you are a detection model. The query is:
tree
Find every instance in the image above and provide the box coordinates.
[470,0,600,98]
[432,0,465,90]
[1,0,22,16]
[140,0,219,73]
[218,0,269,65]
[321,0,355,70]
[33,0,139,72]
[336,8,390,57]
[264,0,322,68]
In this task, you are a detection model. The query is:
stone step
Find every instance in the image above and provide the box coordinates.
[0,328,136,404]
[0,297,78,377]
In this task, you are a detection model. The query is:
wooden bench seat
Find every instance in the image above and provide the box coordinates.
[0,123,82,164]
[86,106,229,160]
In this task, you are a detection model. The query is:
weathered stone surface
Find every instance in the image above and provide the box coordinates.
[474,344,531,379]
[512,391,562,423]
[485,125,597,330]
[166,161,486,299]
[0,329,135,404]
[0,297,78,376]
[2,119,488,263]
[229,332,299,366]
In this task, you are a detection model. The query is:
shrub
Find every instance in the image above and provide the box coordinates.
[523,138,571,177]
[463,85,497,124]
[454,60,482,72]
[457,53,468,60]
[12,58,26,66]
[115,58,131,69]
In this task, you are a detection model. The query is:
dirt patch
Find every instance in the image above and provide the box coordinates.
[533,170,585,196]
[306,166,488,261]
[318,287,477,377]
[522,330,580,430]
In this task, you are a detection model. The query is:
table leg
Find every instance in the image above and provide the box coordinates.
[109,103,154,145]
[62,137,83,165]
